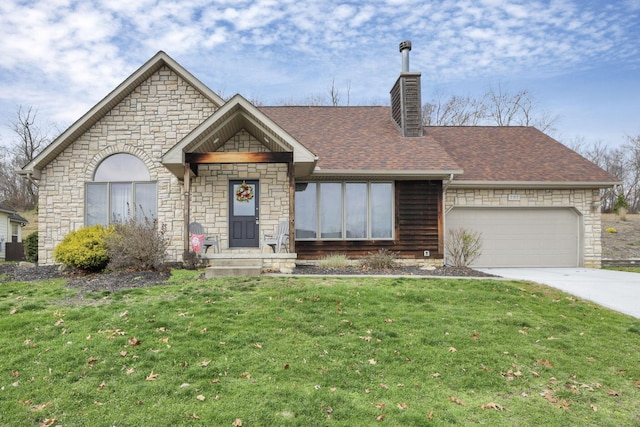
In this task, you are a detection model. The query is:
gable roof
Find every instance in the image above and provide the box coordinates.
[19,51,225,179]
[17,49,619,188]
[427,126,620,188]
[163,95,318,178]
[0,202,28,224]
[260,106,462,179]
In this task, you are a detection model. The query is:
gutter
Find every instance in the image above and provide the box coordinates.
[448,180,622,189]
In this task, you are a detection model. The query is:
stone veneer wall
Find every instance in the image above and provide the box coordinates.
[445,188,603,268]
[38,66,218,264]
[189,130,290,251]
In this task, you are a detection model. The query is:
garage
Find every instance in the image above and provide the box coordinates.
[445,207,581,267]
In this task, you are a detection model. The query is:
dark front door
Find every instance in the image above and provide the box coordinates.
[229,180,259,247]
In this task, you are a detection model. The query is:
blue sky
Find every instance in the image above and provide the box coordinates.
[0,0,638,149]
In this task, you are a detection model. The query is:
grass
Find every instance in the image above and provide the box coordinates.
[318,253,350,268]
[604,266,640,273]
[1,271,639,426]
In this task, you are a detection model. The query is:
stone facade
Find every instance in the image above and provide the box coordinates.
[189,130,290,251]
[37,66,217,264]
[37,66,290,266]
[445,187,603,268]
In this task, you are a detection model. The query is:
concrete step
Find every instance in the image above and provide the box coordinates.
[205,258,263,278]
[208,258,263,268]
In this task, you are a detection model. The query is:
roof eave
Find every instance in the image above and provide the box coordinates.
[163,94,318,179]
[20,51,224,176]
[307,169,463,180]
[448,180,622,189]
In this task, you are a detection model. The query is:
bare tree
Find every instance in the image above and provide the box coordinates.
[570,136,640,213]
[1,106,56,210]
[328,78,352,106]
[423,93,485,126]
[422,85,558,133]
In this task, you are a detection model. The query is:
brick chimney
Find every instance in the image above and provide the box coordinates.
[390,41,423,137]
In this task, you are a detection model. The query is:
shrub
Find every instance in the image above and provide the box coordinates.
[319,253,349,268]
[182,250,208,270]
[446,228,483,267]
[613,193,628,214]
[53,225,112,272]
[618,207,628,221]
[105,215,169,271]
[605,227,617,233]
[24,231,38,263]
[360,248,398,270]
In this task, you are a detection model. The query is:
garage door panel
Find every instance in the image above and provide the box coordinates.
[446,208,580,267]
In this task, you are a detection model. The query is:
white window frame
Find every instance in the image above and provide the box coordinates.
[85,181,158,226]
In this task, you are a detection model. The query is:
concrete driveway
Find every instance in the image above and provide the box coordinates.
[477,268,640,319]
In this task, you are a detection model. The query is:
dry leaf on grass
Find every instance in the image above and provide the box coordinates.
[232,418,243,426]
[449,396,465,406]
[145,372,159,381]
[482,402,504,410]
[537,358,553,368]
[31,402,52,411]
[542,391,557,403]
[375,414,385,421]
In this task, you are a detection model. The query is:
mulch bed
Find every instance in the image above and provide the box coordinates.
[0,263,497,292]
[292,264,496,277]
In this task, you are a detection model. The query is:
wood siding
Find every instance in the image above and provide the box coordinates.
[296,180,443,260]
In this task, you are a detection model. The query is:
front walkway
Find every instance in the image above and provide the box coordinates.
[478,268,640,319]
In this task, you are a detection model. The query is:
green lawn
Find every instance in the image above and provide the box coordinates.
[1,271,639,426]
[604,266,640,273]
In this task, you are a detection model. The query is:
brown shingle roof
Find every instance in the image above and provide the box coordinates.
[260,106,461,174]
[260,106,619,185]
[427,126,619,184]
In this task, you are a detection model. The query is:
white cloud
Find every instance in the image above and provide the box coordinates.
[0,0,638,148]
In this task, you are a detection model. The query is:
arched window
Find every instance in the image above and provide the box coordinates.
[86,153,157,225]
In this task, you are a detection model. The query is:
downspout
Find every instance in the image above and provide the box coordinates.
[443,174,454,214]
[442,174,455,266]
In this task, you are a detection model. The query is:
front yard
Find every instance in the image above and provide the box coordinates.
[1,271,639,426]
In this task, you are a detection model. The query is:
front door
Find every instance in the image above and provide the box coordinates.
[229,180,259,247]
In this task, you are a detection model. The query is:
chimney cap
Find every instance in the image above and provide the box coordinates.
[399,40,412,52]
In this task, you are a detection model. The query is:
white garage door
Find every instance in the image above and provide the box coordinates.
[446,208,581,267]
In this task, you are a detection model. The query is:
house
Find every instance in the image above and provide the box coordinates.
[0,201,28,261]
[18,42,619,270]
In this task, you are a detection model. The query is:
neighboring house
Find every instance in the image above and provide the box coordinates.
[18,43,619,269]
[0,202,28,261]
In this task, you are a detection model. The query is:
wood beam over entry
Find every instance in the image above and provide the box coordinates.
[185,152,293,164]
[183,150,296,255]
